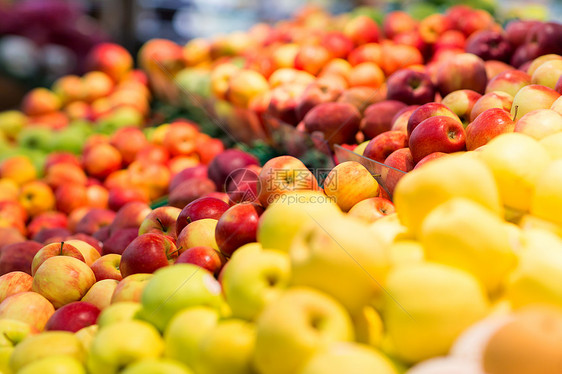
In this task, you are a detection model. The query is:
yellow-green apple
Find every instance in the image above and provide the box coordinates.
[407,102,462,137]
[466,108,516,150]
[0,271,33,303]
[486,69,532,97]
[257,190,342,252]
[97,302,141,328]
[511,84,561,121]
[383,262,489,364]
[0,156,36,186]
[86,320,164,374]
[32,256,96,308]
[177,217,219,252]
[323,161,379,212]
[9,331,85,372]
[111,273,153,304]
[0,110,26,140]
[348,197,395,224]
[302,102,361,146]
[20,88,61,116]
[257,156,320,207]
[383,11,417,40]
[441,89,482,126]
[390,105,420,133]
[479,133,551,213]
[337,86,385,114]
[465,30,513,62]
[164,306,220,368]
[109,127,148,165]
[86,43,133,82]
[531,160,562,227]
[102,228,138,256]
[90,254,122,281]
[110,202,151,234]
[514,108,562,140]
[221,244,290,320]
[226,69,270,108]
[120,358,193,374]
[267,83,308,126]
[207,149,258,192]
[253,287,354,374]
[361,100,407,139]
[0,291,54,331]
[17,355,86,374]
[120,233,178,277]
[83,143,122,180]
[294,44,332,76]
[382,148,414,195]
[437,53,488,96]
[470,91,513,122]
[44,301,100,332]
[296,79,345,122]
[138,206,181,240]
[215,203,264,257]
[64,239,101,266]
[363,131,408,163]
[393,153,502,236]
[298,342,398,374]
[386,69,436,106]
[409,116,467,164]
[18,181,55,217]
[290,215,390,314]
[0,318,34,372]
[82,279,119,310]
[136,264,223,332]
[75,208,116,236]
[196,319,256,374]
[176,246,226,276]
[0,241,42,275]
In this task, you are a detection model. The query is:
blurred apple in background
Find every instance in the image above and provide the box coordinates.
[437,53,488,96]
[302,102,361,146]
[386,69,436,106]
[361,100,407,139]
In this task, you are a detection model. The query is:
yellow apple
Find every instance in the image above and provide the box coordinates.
[17,355,86,374]
[75,325,98,351]
[121,358,193,374]
[530,159,562,227]
[97,302,142,328]
[539,132,562,160]
[323,161,380,212]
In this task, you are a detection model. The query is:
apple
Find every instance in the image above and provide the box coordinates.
[348,62,385,89]
[86,320,164,374]
[0,271,33,303]
[386,69,436,106]
[169,165,208,192]
[360,100,407,139]
[97,302,142,328]
[257,156,319,207]
[16,355,86,374]
[469,91,513,122]
[382,148,414,195]
[465,30,513,62]
[486,69,532,97]
[348,197,395,223]
[31,242,86,276]
[83,143,122,180]
[0,241,42,275]
[383,10,417,40]
[0,110,27,141]
[120,233,178,277]
[32,256,96,309]
[119,358,192,374]
[514,109,562,140]
[162,121,199,157]
[505,20,541,48]
[44,301,100,333]
[18,181,55,217]
[110,273,153,304]
[35,227,72,244]
[437,53,488,96]
[136,264,223,332]
[532,59,562,89]
[337,86,385,114]
[169,178,216,209]
[525,22,562,56]
[390,105,420,133]
[176,218,219,252]
[511,43,541,68]
[466,108,515,150]
[75,208,116,236]
[225,165,262,204]
[110,202,151,234]
[0,292,54,331]
[9,331,85,373]
[296,79,344,122]
[82,279,119,310]
[0,227,25,251]
[135,144,170,165]
[409,116,467,164]
[253,288,354,374]
[294,44,332,76]
[86,43,133,82]
[363,131,408,163]
[63,239,101,266]
[102,228,138,256]
[109,127,148,165]
[267,83,308,126]
[176,246,226,276]
[27,211,67,238]
[20,87,61,116]
[91,254,122,281]
[407,102,462,137]
[44,163,87,190]
[324,161,379,212]
[302,102,361,146]
[215,203,264,257]
[138,206,181,239]
[127,161,171,201]
[511,84,561,121]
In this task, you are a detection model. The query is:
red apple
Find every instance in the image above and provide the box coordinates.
[465,30,513,62]
[347,197,396,223]
[208,150,259,191]
[107,186,149,212]
[119,233,178,277]
[45,301,100,332]
[525,22,562,56]
[109,127,148,165]
[302,102,361,146]
[505,20,541,48]
[296,79,344,121]
[441,89,483,126]
[267,83,307,126]
[336,86,385,114]
[409,116,467,164]
[215,203,264,257]
[86,43,133,82]
[169,177,217,209]
[33,227,71,244]
[390,105,419,133]
[90,254,123,281]
[361,100,408,140]
[75,209,115,236]
[407,102,462,138]
[383,148,414,195]
[413,152,449,169]
[469,91,513,122]
[225,165,262,204]
[386,69,436,106]
[176,246,226,276]
[176,197,230,238]
[102,228,138,256]
[437,53,488,96]
[168,165,208,193]
[343,15,380,45]
[110,202,152,233]
[82,143,122,180]
[138,206,181,239]
[363,131,408,163]
[383,11,417,40]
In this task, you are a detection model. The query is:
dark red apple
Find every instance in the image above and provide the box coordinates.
[176,197,230,238]
[296,80,344,121]
[0,241,42,275]
[510,43,541,68]
[75,209,115,236]
[408,116,467,164]
[168,165,208,193]
[169,177,217,209]
[107,187,149,212]
[207,150,259,191]
[32,227,71,244]
[361,100,407,139]
[386,69,436,106]
[505,20,541,48]
[45,301,100,333]
[465,30,513,62]
[302,102,361,146]
[362,131,408,163]
[215,203,264,257]
[120,233,178,277]
[225,165,262,204]
[102,228,139,255]
[110,202,152,234]
[525,22,562,56]
[176,246,226,276]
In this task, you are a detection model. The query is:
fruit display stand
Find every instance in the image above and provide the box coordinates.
[2,2,562,374]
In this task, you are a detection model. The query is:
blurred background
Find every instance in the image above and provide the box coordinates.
[0,0,560,109]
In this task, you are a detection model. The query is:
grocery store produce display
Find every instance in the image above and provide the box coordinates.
[0,3,562,374]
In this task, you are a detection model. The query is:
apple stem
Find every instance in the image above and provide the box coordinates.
[2,332,15,345]
[156,218,166,231]
[60,241,64,255]
[512,105,518,122]
[168,247,181,260]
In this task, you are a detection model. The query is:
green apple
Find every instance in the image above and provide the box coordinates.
[75,325,98,351]
[164,306,220,369]
[136,264,224,332]
[96,107,143,134]
[10,331,85,372]
[290,215,391,315]
[48,127,87,154]
[298,342,397,374]
[97,302,142,328]
[18,355,86,374]
[253,287,354,374]
[222,244,291,321]
[121,358,194,374]
[0,318,34,347]
[0,110,26,140]
[17,127,52,152]
[257,191,342,253]
[196,319,256,374]
[176,67,212,99]
[86,320,164,374]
